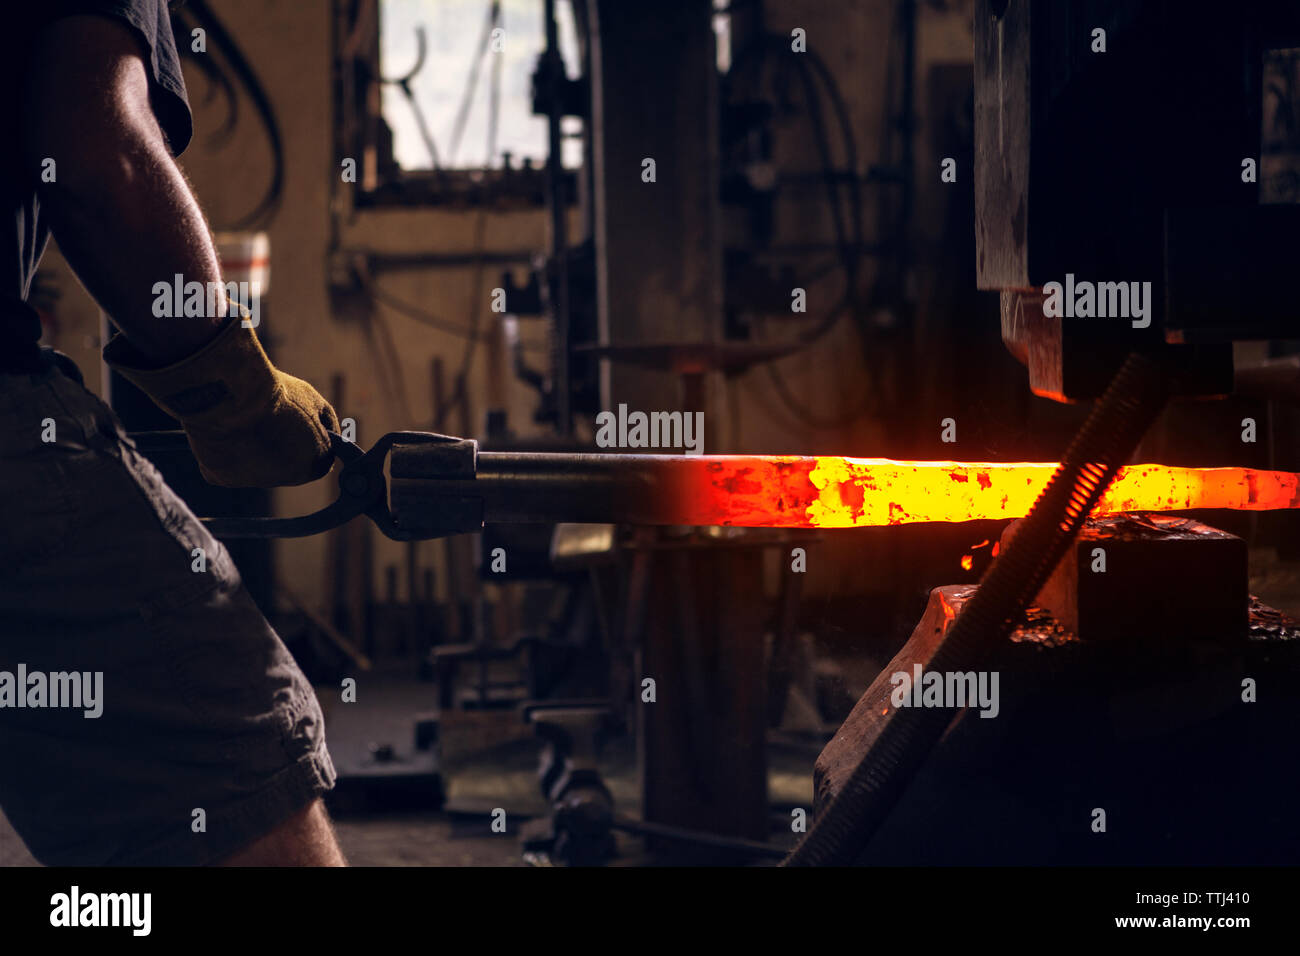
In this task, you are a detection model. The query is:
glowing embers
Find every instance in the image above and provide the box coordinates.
[960,539,993,570]
[691,457,1300,528]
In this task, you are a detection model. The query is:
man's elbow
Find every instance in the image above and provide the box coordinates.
[25,128,158,208]
[20,15,167,203]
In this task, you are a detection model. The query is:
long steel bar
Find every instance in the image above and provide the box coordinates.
[388,449,1300,535]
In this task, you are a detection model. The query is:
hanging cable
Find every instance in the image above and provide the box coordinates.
[176,0,286,229]
[447,1,503,166]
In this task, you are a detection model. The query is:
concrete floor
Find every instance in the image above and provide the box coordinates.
[4,548,1296,868]
[0,805,779,866]
[0,662,816,867]
[0,808,527,867]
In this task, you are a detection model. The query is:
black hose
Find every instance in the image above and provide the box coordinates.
[178,0,286,230]
[782,351,1170,866]
[611,816,788,861]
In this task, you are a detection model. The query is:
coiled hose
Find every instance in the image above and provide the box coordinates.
[783,351,1171,866]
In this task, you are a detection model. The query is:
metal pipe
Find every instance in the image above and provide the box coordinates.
[544,0,572,435]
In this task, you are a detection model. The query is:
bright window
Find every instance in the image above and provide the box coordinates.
[379,0,582,171]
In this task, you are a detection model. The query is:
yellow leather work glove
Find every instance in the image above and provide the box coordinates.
[103,309,339,488]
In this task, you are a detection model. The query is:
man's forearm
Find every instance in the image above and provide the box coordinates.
[23,15,226,365]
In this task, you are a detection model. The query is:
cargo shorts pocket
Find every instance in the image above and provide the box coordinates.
[114,442,242,619]
[0,451,80,569]
[0,381,83,570]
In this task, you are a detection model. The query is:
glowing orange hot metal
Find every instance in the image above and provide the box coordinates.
[688,457,1300,528]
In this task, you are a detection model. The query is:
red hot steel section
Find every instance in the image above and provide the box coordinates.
[676,458,1300,527]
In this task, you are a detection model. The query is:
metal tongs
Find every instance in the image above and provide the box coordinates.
[198,430,465,540]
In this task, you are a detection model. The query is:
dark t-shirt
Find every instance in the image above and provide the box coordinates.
[1,0,192,371]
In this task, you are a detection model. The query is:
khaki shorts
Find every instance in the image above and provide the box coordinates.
[0,359,336,865]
